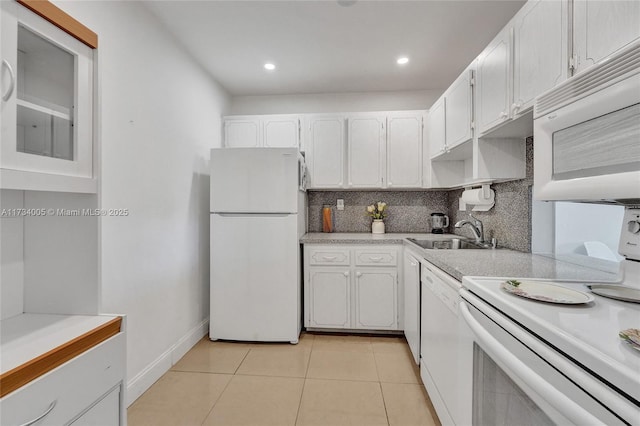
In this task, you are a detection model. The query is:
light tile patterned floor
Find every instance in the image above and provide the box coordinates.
[128,333,441,426]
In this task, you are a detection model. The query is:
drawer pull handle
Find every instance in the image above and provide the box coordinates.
[322,256,337,261]
[356,272,363,277]
[20,400,57,426]
[368,257,383,262]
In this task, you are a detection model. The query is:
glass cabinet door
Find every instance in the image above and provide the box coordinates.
[1,1,93,181]
[17,25,74,161]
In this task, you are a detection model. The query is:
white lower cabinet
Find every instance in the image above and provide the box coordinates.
[354,268,397,330]
[70,385,121,425]
[1,332,126,426]
[308,267,351,329]
[304,244,401,331]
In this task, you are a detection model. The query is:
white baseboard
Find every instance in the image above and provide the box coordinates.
[171,318,210,364]
[126,318,209,406]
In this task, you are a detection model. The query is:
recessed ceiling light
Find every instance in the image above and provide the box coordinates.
[264,63,276,71]
[397,57,409,65]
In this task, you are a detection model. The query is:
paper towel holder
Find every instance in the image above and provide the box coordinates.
[459,184,495,211]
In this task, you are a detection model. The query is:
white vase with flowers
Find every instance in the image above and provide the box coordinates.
[367,201,387,234]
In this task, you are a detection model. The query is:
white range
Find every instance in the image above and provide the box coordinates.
[456,207,640,425]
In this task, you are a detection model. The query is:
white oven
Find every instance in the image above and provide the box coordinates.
[459,278,640,426]
[533,40,640,203]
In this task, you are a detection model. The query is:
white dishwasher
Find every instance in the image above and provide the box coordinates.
[420,261,466,426]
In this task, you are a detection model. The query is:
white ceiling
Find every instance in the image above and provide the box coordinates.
[144,0,526,96]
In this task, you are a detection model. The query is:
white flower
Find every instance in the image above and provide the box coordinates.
[377,202,386,211]
[367,205,375,213]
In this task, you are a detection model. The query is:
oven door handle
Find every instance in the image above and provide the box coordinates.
[459,300,605,425]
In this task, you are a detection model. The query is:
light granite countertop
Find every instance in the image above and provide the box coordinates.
[301,232,621,283]
[413,247,621,283]
[300,232,459,245]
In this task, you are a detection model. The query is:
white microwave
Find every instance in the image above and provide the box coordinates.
[533,41,640,203]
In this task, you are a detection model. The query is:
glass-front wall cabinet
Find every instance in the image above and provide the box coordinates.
[17,25,75,160]
[1,1,94,186]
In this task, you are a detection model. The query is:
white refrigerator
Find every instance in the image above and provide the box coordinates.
[209,148,307,343]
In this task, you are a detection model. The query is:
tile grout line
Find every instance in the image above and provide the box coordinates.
[378,381,392,426]
[198,343,253,426]
[232,347,252,375]
[294,373,309,426]
[295,335,315,426]
[199,373,235,426]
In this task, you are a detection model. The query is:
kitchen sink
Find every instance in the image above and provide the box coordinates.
[407,238,489,250]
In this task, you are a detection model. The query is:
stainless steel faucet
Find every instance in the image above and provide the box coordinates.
[454,214,485,244]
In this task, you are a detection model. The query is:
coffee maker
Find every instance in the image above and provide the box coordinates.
[431,213,449,234]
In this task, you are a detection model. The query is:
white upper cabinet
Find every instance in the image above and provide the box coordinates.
[476,27,512,136]
[224,117,261,148]
[513,0,568,115]
[444,67,474,149]
[263,115,301,148]
[428,65,474,165]
[306,115,345,188]
[305,111,425,189]
[1,1,95,192]
[228,110,425,190]
[386,112,423,188]
[347,114,385,188]
[224,114,301,149]
[573,0,640,74]
[428,97,446,158]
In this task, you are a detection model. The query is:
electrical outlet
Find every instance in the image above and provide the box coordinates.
[337,199,344,211]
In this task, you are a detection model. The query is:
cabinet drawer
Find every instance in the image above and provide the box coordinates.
[1,332,125,426]
[70,384,121,425]
[308,247,350,265]
[354,248,397,266]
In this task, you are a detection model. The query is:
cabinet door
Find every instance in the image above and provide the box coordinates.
[347,115,385,188]
[263,115,300,148]
[403,254,420,365]
[386,113,422,188]
[573,0,640,74]
[513,0,568,114]
[1,2,93,179]
[428,97,446,158]
[308,267,351,328]
[354,268,398,330]
[477,27,511,136]
[307,115,345,188]
[445,68,474,149]
[224,118,261,147]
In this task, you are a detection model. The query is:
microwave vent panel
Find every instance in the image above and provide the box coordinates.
[535,41,640,118]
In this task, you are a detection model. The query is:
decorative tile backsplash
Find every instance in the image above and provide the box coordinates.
[448,137,533,252]
[307,137,534,252]
[307,191,449,233]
